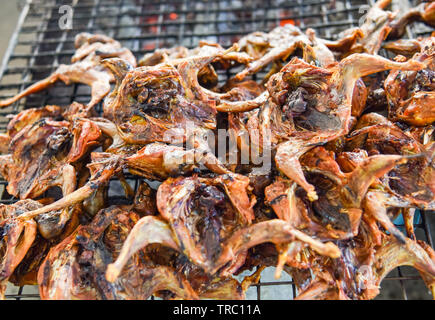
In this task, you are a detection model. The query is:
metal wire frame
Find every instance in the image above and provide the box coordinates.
[0,0,433,300]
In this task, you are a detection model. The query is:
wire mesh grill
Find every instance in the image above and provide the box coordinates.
[0,0,433,300]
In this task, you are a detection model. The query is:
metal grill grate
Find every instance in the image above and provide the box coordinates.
[0,0,433,300]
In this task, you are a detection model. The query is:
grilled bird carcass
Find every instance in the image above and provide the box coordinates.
[385,36,435,126]
[266,149,408,239]
[105,173,339,284]
[336,0,395,56]
[0,105,64,153]
[233,24,334,81]
[294,223,435,300]
[0,117,101,200]
[0,0,434,301]
[139,41,253,90]
[0,199,80,299]
[0,33,136,110]
[268,53,422,200]
[388,1,435,39]
[102,61,217,144]
[342,114,435,241]
[0,201,39,299]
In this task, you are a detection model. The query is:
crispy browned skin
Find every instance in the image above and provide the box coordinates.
[38,206,198,300]
[104,62,216,144]
[155,174,256,273]
[1,0,435,300]
[266,148,409,246]
[346,119,435,207]
[294,222,435,300]
[228,54,422,201]
[342,115,435,244]
[388,2,435,40]
[0,105,64,154]
[7,200,81,287]
[336,0,394,56]
[322,29,364,55]
[0,33,136,110]
[11,136,231,222]
[233,25,337,82]
[14,152,123,221]
[131,181,157,216]
[270,54,423,200]
[383,38,424,57]
[105,173,340,282]
[0,118,101,199]
[0,200,39,299]
[363,235,435,299]
[139,42,252,90]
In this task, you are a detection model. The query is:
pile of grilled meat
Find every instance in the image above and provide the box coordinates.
[0,0,434,300]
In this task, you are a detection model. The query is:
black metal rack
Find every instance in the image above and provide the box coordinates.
[0,0,433,300]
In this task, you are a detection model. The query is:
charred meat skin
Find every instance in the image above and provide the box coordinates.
[388,2,435,40]
[0,118,101,200]
[0,201,39,299]
[105,174,256,278]
[345,119,435,207]
[104,63,217,145]
[269,53,423,201]
[0,197,84,299]
[105,174,339,282]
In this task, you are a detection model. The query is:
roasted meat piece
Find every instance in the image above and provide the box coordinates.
[346,116,435,207]
[103,58,216,144]
[234,24,307,81]
[101,56,233,172]
[105,173,339,283]
[266,148,407,241]
[139,46,189,66]
[0,118,101,199]
[139,41,252,89]
[14,151,123,222]
[383,38,427,58]
[105,173,255,277]
[228,53,422,201]
[269,53,423,200]
[0,199,80,299]
[234,24,337,82]
[344,116,435,240]
[139,245,247,300]
[7,202,80,288]
[0,201,38,299]
[0,5,434,300]
[295,230,435,300]
[0,33,136,110]
[388,1,435,39]
[11,138,231,222]
[334,0,395,55]
[0,105,63,153]
[38,206,197,300]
